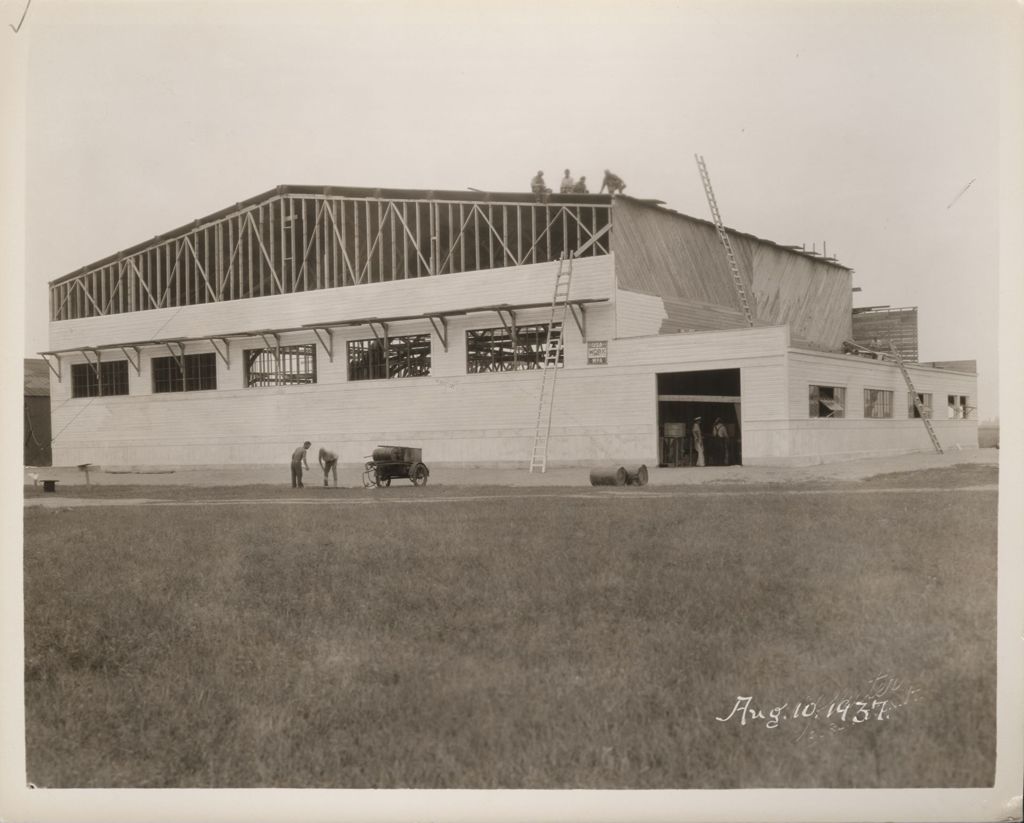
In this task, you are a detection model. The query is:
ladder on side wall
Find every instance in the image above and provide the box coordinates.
[695,154,755,328]
[529,254,574,473]
[890,343,944,454]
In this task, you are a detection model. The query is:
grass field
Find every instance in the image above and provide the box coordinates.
[23,465,998,788]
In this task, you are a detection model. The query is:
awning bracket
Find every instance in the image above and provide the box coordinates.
[210,338,231,369]
[311,327,334,362]
[40,353,62,382]
[80,348,102,380]
[428,315,448,352]
[164,341,186,372]
[569,302,586,341]
[119,345,142,375]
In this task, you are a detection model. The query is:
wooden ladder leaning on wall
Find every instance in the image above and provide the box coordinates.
[844,339,944,455]
[695,153,755,328]
[889,342,944,455]
[529,253,574,473]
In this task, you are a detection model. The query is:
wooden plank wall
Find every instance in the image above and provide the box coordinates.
[745,242,852,349]
[851,308,919,361]
[610,198,853,349]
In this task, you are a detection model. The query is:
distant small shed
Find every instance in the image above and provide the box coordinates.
[24,359,52,466]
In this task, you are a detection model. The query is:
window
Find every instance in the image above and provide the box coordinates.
[347,334,431,381]
[466,324,563,373]
[809,385,845,418]
[863,388,894,419]
[244,345,317,387]
[70,360,130,398]
[947,394,970,419]
[153,353,217,393]
[908,392,933,419]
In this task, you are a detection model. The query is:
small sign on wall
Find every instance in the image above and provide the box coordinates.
[587,340,608,365]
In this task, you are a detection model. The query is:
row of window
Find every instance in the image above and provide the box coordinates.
[809,386,972,419]
[68,325,564,398]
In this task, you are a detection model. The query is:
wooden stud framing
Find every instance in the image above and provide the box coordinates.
[49,193,611,321]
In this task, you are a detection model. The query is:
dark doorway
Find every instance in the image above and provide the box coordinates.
[657,369,741,467]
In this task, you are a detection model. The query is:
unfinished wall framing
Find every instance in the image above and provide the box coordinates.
[49,189,613,321]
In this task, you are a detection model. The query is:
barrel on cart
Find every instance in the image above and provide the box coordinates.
[362,445,430,488]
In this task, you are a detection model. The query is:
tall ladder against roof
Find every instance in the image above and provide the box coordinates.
[529,254,574,473]
[889,343,944,454]
[695,154,755,328]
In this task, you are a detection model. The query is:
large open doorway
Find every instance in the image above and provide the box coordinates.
[657,369,741,467]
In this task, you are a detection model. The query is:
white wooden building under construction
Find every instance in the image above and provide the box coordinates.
[42,185,978,468]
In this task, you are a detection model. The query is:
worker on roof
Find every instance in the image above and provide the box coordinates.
[572,176,589,194]
[599,169,626,195]
[560,169,575,193]
[319,446,339,487]
[291,441,311,488]
[531,171,551,195]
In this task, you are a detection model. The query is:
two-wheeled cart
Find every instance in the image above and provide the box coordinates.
[362,445,430,488]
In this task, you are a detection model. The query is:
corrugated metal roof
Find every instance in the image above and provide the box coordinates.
[24,359,51,396]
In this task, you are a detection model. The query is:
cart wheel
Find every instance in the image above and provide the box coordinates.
[382,475,391,487]
[411,463,429,486]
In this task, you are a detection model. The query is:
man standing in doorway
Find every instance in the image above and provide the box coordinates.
[291,441,311,488]
[318,446,339,487]
[712,417,729,466]
[692,417,705,467]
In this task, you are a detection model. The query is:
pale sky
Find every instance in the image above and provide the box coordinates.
[20,0,1005,416]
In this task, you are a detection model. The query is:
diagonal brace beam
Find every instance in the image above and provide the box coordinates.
[119,346,142,375]
[568,302,587,340]
[41,353,62,382]
[428,315,448,352]
[312,327,334,362]
[165,341,186,372]
[210,338,231,369]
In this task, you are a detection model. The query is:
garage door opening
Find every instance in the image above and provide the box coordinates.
[657,369,741,467]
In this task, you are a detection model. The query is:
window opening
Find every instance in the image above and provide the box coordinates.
[864,388,894,419]
[809,385,845,418]
[244,344,317,387]
[347,334,431,381]
[466,324,562,373]
[909,392,933,419]
[947,394,970,419]
[153,353,217,393]
[70,360,130,398]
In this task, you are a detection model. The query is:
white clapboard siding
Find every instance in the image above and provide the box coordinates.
[48,256,616,351]
[613,289,751,338]
[50,324,792,467]
[776,349,979,462]
[614,289,668,337]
